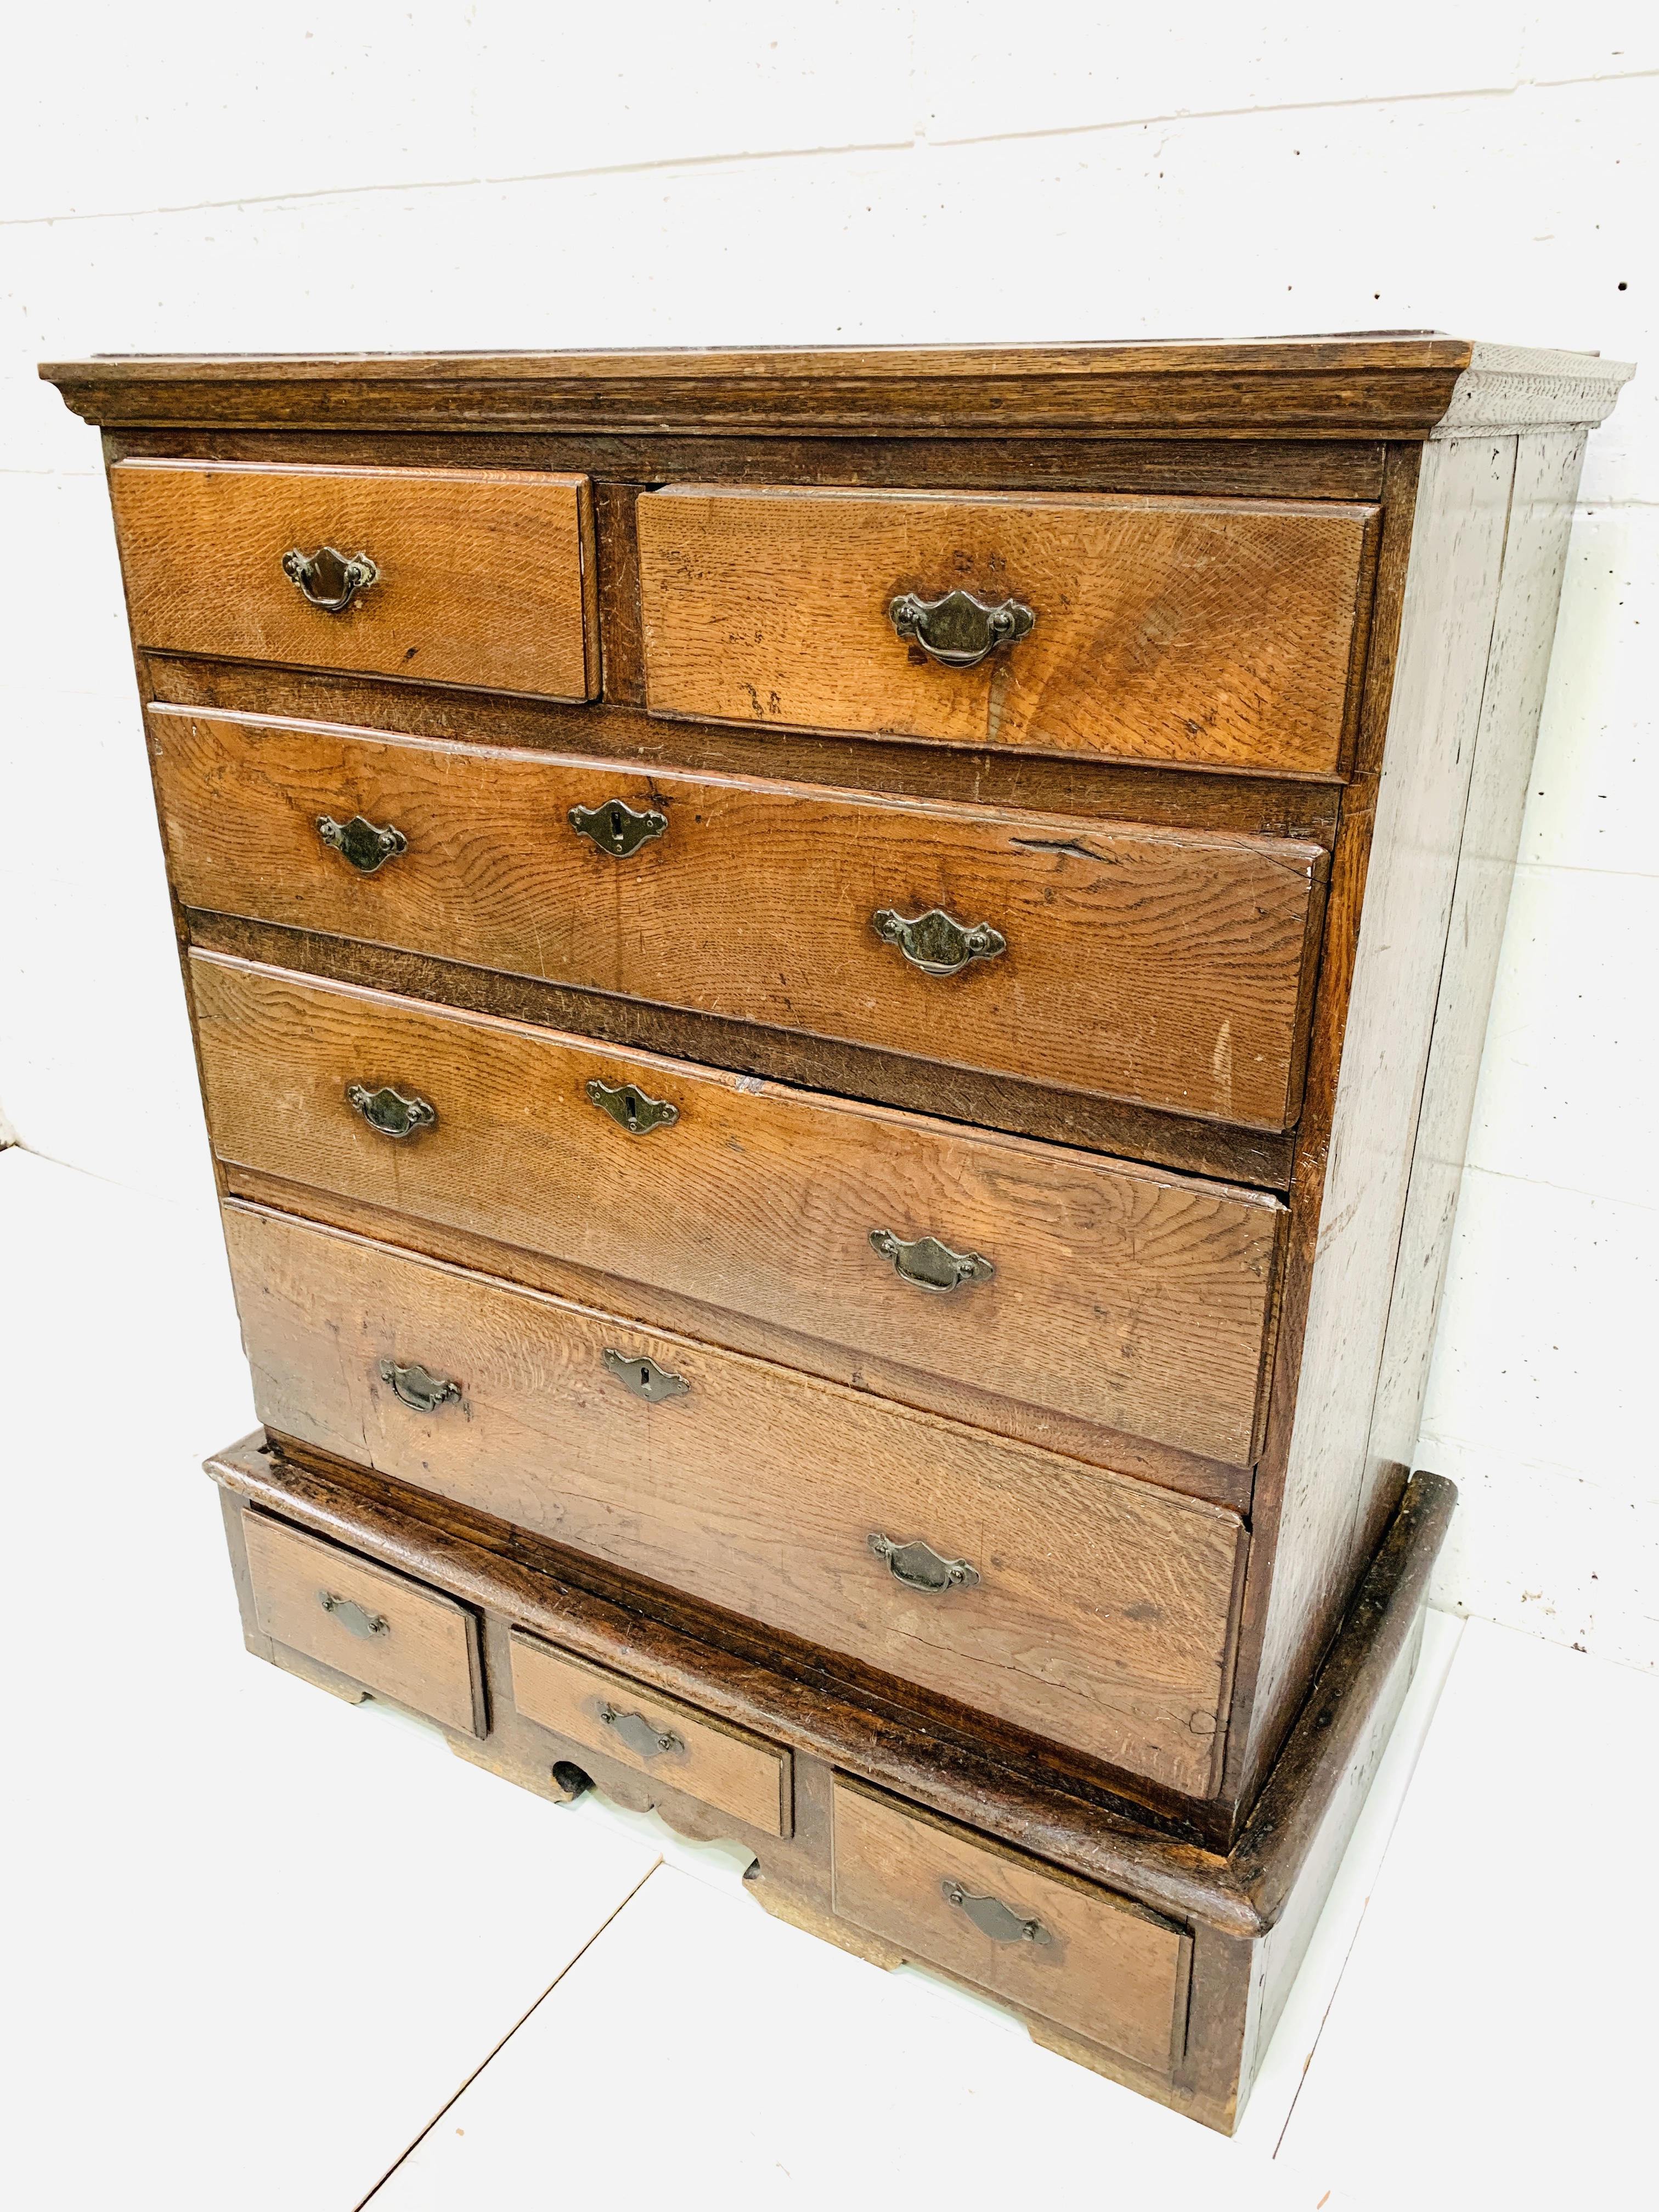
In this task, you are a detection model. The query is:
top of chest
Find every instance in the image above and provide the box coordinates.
[37,333,1632,439]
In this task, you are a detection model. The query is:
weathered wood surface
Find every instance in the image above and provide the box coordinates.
[104,426,1392,501]
[224,1207,1249,1795]
[190,953,1285,1463]
[509,1630,792,1837]
[188,910,1301,1190]
[242,1509,486,1735]
[110,459,597,698]
[639,486,1378,775]
[209,1435,1457,1930]
[831,1778,1191,2070]
[44,335,1483,437]
[1229,435,1519,1806]
[145,652,1346,838]
[219,1163,1255,1510]
[151,707,1328,1127]
[1363,428,1589,1565]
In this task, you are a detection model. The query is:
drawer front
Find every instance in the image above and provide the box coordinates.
[242,1511,486,1735]
[154,708,1327,1129]
[191,954,1284,1466]
[110,460,597,699]
[227,1204,1246,1796]
[831,1780,1191,2072]
[638,484,1378,776]
[510,1631,792,1836]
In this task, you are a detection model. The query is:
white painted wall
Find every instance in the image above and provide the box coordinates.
[3,4,1652,1665]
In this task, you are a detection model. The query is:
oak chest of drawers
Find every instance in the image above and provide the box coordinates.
[44,335,1630,2130]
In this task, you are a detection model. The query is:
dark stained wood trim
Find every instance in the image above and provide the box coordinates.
[43,337,1479,438]
[96,426,1390,501]
[591,479,646,704]
[204,1428,1455,1938]
[1215,441,1426,1804]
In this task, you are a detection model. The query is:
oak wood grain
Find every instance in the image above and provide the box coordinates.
[42,336,1486,438]
[219,1161,1255,1510]
[144,653,1345,838]
[150,706,1328,1128]
[509,1630,792,1836]
[224,1207,1248,1794]
[211,1433,1455,1928]
[1227,436,1516,1806]
[242,1509,486,1735]
[110,459,597,699]
[831,1778,1192,2072]
[102,425,1391,502]
[190,953,1286,1464]
[639,486,1378,774]
[186,911,1301,1190]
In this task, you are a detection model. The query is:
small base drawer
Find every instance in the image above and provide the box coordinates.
[831,1779,1192,2074]
[510,1631,792,1837]
[244,1512,487,1737]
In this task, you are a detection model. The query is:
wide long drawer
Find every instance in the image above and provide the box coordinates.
[151,707,1327,1129]
[110,459,598,699]
[226,1204,1246,1795]
[190,953,1285,1466]
[637,483,1379,775]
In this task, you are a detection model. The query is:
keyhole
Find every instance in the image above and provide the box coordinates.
[608,805,624,847]
[625,1092,639,1130]
[639,1364,651,1390]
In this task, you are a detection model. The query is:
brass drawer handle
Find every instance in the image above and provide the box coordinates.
[597,1702,685,1760]
[346,1083,436,1139]
[570,799,669,857]
[941,1879,1052,1946]
[602,1347,690,1403]
[872,907,1006,978]
[586,1078,679,1135]
[282,544,379,612]
[888,588,1035,669]
[317,813,407,874]
[869,1228,995,1293]
[868,1532,980,1594]
[377,1358,461,1414]
[317,1589,391,1640]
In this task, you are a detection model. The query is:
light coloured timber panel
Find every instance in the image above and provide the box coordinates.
[149,706,1329,1129]
[225,1203,1248,1797]
[831,1779,1193,2070]
[509,1632,793,1836]
[189,953,1285,1466]
[637,484,1379,774]
[109,459,597,699]
[242,1510,486,1735]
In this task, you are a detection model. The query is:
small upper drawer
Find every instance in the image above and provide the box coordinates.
[242,1511,487,1736]
[637,485,1379,776]
[831,1779,1191,2074]
[109,460,597,700]
[151,707,1328,1129]
[509,1632,792,1837]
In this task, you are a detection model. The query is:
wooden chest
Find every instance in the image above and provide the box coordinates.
[43,335,1630,2129]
